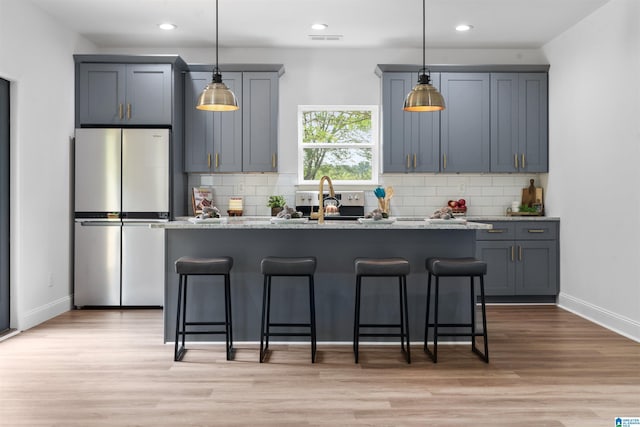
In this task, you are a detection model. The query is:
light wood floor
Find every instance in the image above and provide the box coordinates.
[0,306,638,426]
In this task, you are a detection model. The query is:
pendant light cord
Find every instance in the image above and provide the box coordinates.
[215,0,219,73]
[422,0,425,73]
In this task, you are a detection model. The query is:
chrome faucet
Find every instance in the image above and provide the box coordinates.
[318,175,335,224]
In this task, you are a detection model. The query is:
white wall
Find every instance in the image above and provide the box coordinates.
[0,0,96,330]
[543,0,640,340]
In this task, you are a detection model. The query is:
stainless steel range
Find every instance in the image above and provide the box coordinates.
[295,190,365,220]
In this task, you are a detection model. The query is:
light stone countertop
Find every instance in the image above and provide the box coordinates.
[152,216,494,230]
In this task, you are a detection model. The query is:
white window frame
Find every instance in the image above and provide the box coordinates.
[297,105,379,186]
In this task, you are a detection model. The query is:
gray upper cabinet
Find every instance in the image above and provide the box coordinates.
[382,72,440,173]
[184,72,242,172]
[491,73,548,172]
[440,73,491,172]
[183,71,278,173]
[242,72,278,172]
[78,63,172,125]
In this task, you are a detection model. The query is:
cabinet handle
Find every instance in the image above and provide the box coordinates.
[119,104,123,120]
[215,153,219,168]
[527,229,545,233]
[522,154,526,169]
[519,245,523,261]
[487,229,505,233]
[127,103,131,119]
[407,155,410,169]
[443,153,447,170]
[207,153,211,168]
[272,153,276,169]
[514,154,519,169]
[413,153,417,169]
[511,246,515,262]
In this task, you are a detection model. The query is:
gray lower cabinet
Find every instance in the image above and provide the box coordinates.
[476,221,559,296]
[490,73,548,172]
[78,63,172,125]
[440,73,490,172]
[184,72,242,172]
[382,72,440,172]
[183,71,278,173]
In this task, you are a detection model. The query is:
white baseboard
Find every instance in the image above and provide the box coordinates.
[18,295,73,331]
[558,292,640,343]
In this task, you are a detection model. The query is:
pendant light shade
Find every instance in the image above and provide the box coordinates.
[196,0,239,111]
[404,0,445,112]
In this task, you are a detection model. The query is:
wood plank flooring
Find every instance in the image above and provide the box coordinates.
[0,306,638,426]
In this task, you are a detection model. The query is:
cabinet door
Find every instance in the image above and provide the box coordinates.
[490,73,519,172]
[242,72,278,172]
[413,73,441,172]
[441,73,490,172]
[476,240,516,296]
[184,72,214,172]
[518,73,548,172]
[212,72,243,172]
[78,63,125,125]
[125,64,172,125]
[515,240,558,295]
[382,73,413,172]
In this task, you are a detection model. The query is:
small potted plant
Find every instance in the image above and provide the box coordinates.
[267,195,286,216]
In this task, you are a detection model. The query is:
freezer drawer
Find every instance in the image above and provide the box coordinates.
[122,223,165,306]
[74,221,121,306]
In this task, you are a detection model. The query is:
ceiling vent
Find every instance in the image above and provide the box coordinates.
[308,35,343,41]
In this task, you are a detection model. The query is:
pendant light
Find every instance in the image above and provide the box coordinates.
[403,0,445,112]
[196,0,239,111]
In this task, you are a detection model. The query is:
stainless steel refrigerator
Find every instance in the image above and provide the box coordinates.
[74,128,169,307]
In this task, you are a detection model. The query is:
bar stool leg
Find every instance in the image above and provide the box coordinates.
[309,275,317,363]
[470,276,477,355]
[265,275,272,351]
[424,272,432,352]
[402,275,411,364]
[398,277,405,353]
[480,275,489,362]
[354,275,362,363]
[174,274,184,361]
[432,276,439,363]
[224,273,234,361]
[259,274,268,363]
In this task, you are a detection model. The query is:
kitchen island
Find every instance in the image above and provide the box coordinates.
[153,218,492,343]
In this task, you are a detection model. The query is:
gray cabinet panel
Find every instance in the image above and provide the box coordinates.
[184,72,213,172]
[476,220,559,297]
[0,78,8,331]
[516,241,558,295]
[491,73,548,172]
[441,73,490,172]
[79,64,125,125]
[213,73,243,172]
[382,72,440,173]
[242,72,278,172]
[78,63,172,126]
[125,64,172,125]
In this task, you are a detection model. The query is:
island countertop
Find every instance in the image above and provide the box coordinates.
[153,217,493,230]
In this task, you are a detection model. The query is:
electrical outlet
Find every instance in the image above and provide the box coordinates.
[458,183,466,194]
[47,272,53,288]
[236,183,245,195]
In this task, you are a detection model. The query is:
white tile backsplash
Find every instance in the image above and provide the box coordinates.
[189,173,543,217]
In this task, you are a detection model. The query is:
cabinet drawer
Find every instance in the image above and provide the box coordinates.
[476,222,516,240]
[515,221,558,240]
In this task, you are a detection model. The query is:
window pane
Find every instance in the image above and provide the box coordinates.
[303,110,372,145]
[303,147,372,180]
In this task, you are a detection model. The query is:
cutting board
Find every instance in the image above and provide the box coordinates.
[521,179,543,207]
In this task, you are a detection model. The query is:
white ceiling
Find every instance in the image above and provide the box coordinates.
[29,0,610,49]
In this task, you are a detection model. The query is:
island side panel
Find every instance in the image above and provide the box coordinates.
[164,228,476,342]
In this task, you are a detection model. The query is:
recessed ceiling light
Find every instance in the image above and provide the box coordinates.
[455,24,473,32]
[158,23,177,31]
[311,23,328,31]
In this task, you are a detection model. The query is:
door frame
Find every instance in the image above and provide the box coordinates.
[0,77,10,333]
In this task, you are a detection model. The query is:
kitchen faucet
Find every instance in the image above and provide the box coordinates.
[317,175,335,224]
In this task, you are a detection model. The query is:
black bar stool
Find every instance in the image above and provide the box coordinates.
[424,257,489,363]
[174,256,234,361]
[353,257,411,364]
[259,256,317,363]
